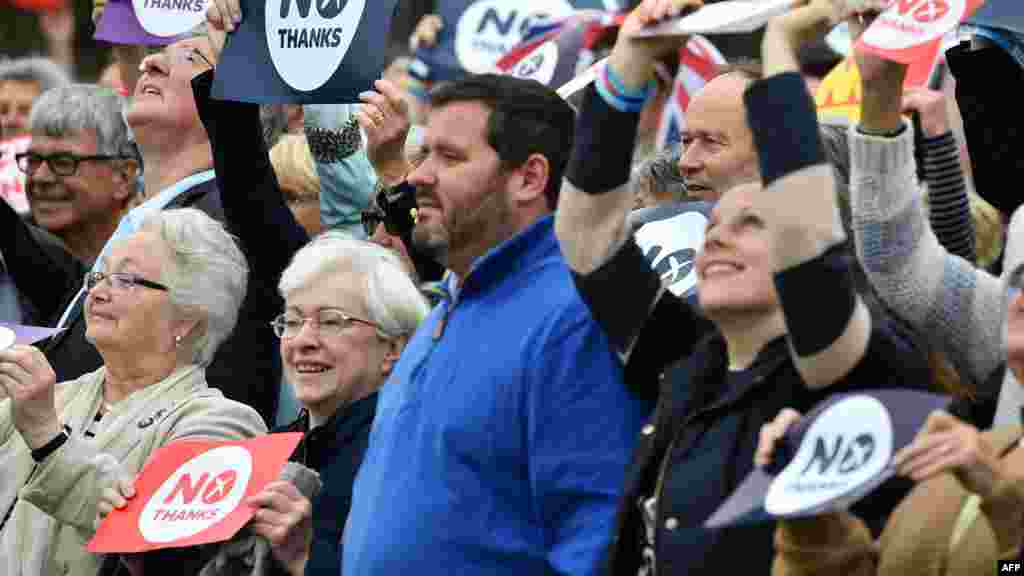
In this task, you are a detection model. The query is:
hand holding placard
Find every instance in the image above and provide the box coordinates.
[856,0,986,64]
[892,410,1011,501]
[705,390,951,529]
[88,434,302,553]
[95,453,138,531]
[606,0,705,92]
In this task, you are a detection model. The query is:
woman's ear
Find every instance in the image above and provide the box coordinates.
[379,335,407,378]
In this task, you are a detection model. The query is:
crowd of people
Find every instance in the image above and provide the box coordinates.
[0,0,1022,574]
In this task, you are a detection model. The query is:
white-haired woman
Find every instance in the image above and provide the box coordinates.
[244,232,427,576]
[0,208,267,576]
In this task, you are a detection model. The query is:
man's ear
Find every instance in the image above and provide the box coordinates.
[511,152,550,206]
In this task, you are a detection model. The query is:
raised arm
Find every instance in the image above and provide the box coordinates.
[903,88,975,263]
[753,0,883,389]
[304,104,377,237]
[194,76,308,279]
[848,23,1007,391]
[554,0,709,391]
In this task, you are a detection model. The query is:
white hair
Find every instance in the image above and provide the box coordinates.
[137,208,249,365]
[278,232,429,338]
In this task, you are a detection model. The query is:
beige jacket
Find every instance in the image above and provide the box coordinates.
[0,364,267,576]
[773,426,1024,576]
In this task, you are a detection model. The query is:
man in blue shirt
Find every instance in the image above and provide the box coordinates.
[342,74,650,576]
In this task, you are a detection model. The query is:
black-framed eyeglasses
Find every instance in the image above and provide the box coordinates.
[16,152,130,177]
[270,309,385,339]
[84,271,170,293]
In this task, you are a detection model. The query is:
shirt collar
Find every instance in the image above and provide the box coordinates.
[449,214,556,299]
[140,169,216,213]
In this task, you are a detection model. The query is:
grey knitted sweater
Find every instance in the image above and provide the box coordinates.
[848,123,1024,426]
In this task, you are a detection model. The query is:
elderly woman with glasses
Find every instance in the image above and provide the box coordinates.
[0,207,266,576]
[237,232,427,576]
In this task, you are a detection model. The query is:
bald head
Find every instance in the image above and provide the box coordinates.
[678,72,760,202]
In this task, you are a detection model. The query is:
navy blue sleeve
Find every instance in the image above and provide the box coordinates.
[193,70,310,292]
[0,199,83,321]
[571,237,711,402]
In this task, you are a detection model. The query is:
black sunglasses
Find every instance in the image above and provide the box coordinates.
[361,207,403,237]
[363,183,419,237]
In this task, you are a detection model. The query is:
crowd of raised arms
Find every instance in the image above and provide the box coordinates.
[0,0,1022,574]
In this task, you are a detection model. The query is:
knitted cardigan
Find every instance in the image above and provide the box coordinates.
[848,124,1024,425]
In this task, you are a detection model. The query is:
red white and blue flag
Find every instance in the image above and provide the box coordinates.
[655,35,727,151]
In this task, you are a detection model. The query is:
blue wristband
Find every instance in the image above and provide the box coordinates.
[595,62,656,113]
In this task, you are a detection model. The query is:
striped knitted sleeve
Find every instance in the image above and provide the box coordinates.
[922,131,976,263]
[849,125,1006,392]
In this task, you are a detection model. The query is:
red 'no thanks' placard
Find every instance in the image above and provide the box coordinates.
[88,433,302,553]
[856,0,985,64]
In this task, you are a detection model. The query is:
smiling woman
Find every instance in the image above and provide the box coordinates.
[254,232,427,575]
[0,208,266,576]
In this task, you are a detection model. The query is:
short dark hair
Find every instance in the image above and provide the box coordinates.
[428,74,575,209]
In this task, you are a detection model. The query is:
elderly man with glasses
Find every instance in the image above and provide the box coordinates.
[0,28,286,428]
[0,84,132,331]
[15,85,140,265]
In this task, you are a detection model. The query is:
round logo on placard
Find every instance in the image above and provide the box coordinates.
[764,395,893,516]
[634,211,708,297]
[132,0,209,37]
[860,0,962,51]
[265,0,367,92]
[510,41,559,85]
[454,0,573,74]
[0,326,14,351]
[139,446,253,544]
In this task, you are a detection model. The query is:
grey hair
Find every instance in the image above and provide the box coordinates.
[0,57,70,94]
[137,208,249,366]
[633,147,687,201]
[278,231,429,338]
[29,84,139,160]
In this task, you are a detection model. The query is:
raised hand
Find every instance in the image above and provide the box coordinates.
[902,87,950,138]
[356,79,413,186]
[205,0,243,62]
[0,345,61,450]
[755,408,802,469]
[607,0,704,90]
[893,411,1010,500]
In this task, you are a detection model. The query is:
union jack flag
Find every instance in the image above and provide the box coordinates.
[655,36,727,152]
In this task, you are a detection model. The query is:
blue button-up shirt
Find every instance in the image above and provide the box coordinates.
[342,215,650,576]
